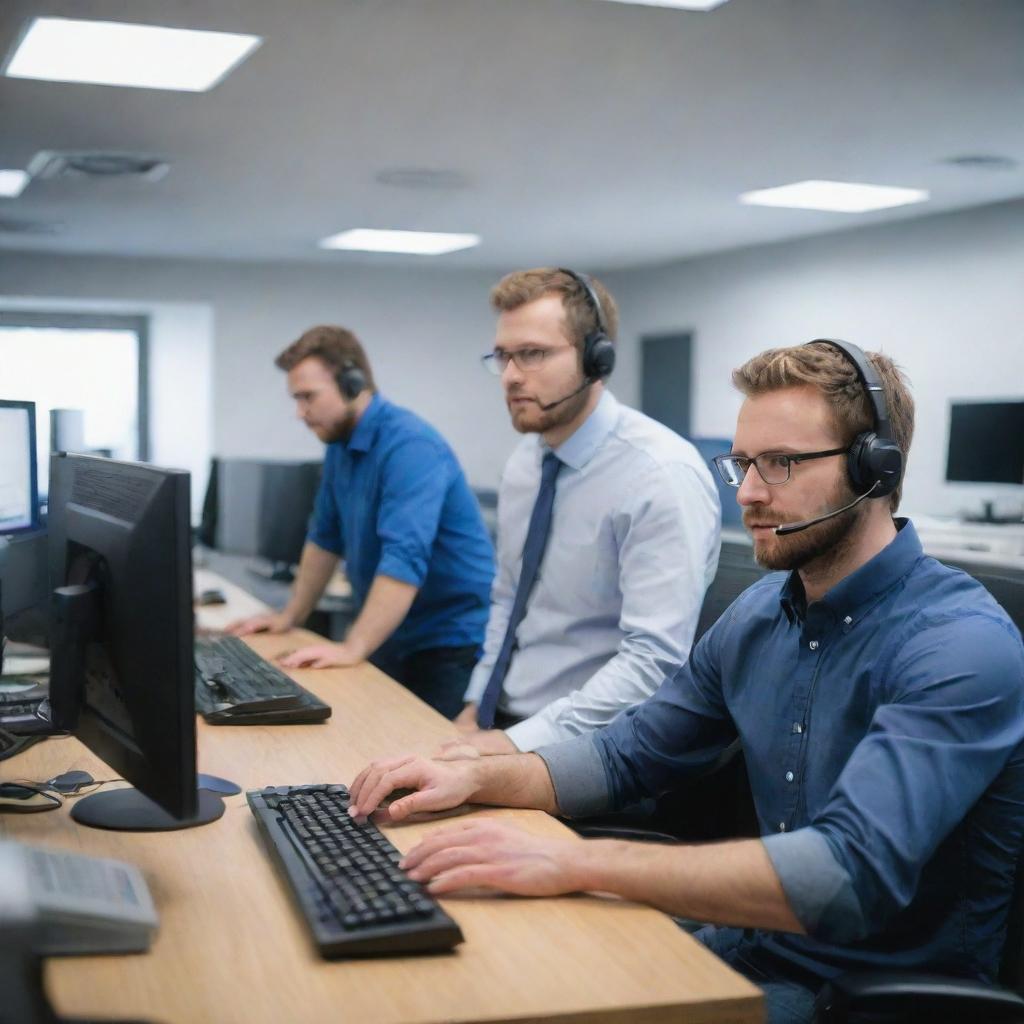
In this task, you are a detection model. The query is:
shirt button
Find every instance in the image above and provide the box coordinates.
[792,722,803,734]
[778,822,787,832]
[809,640,819,651]
[785,771,795,783]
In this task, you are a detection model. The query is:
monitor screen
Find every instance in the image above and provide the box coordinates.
[46,453,222,831]
[946,401,1024,485]
[202,458,321,568]
[0,400,39,534]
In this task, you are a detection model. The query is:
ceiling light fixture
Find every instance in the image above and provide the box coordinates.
[319,229,481,256]
[596,1,731,11]
[3,17,261,92]
[0,170,30,198]
[739,179,929,213]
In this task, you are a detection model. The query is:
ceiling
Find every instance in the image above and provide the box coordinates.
[1,0,1023,270]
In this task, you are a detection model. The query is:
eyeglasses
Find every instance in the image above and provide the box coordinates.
[480,345,573,375]
[713,446,848,487]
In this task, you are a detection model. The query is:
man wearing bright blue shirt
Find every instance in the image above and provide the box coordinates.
[227,325,494,718]
[347,341,1024,1023]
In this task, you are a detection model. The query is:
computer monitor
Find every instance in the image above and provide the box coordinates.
[0,529,49,648]
[200,458,322,581]
[0,399,39,534]
[45,453,224,831]
[946,401,1024,485]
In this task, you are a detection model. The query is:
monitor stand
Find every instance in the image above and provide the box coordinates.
[70,787,225,832]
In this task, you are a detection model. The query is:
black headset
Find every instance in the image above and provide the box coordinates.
[808,339,904,498]
[557,268,616,382]
[336,361,367,400]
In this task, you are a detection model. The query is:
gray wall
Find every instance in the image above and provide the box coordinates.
[605,197,1024,520]
[3,195,1023,521]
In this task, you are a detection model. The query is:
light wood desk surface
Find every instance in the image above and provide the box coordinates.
[1,575,762,1024]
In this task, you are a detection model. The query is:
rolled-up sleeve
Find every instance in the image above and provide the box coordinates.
[792,613,1024,942]
[375,439,452,587]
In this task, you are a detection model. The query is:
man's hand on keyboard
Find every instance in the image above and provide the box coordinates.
[224,611,294,637]
[400,820,582,897]
[348,755,478,823]
[277,642,363,669]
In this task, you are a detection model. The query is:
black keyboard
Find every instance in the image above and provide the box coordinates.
[194,636,331,725]
[247,784,464,958]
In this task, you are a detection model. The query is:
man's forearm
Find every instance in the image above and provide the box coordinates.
[470,753,558,814]
[283,542,339,624]
[343,574,418,660]
[575,837,804,933]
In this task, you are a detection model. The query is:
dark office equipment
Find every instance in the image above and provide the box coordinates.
[0,399,40,534]
[196,587,226,606]
[199,458,322,581]
[194,635,331,725]
[48,408,85,454]
[0,728,43,762]
[0,529,49,647]
[247,784,463,957]
[45,453,226,831]
[946,401,1024,521]
[688,437,742,527]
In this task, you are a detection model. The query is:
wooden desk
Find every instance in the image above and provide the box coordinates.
[1,584,762,1024]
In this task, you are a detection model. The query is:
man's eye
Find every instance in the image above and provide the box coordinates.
[766,455,790,469]
[521,348,545,364]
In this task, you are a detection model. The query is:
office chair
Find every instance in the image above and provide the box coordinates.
[814,555,1024,1023]
[570,539,768,844]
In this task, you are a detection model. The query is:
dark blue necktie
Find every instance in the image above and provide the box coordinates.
[477,452,563,729]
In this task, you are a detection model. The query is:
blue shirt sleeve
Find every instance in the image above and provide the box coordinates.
[307,452,344,556]
[374,438,453,588]
[592,601,741,808]
[791,612,1024,942]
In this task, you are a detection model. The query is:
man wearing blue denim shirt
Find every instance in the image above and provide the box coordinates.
[227,325,494,718]
[348,342,1024,1023]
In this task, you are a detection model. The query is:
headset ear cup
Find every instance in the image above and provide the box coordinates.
[846,432,872,492]
[583,333,615,381]
[337,364,366,400]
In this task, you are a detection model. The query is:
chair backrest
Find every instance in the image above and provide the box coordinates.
[694,539,771,643]
[939,553,1024,989]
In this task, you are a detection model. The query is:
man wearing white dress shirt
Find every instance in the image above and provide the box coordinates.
[453,267,721,754]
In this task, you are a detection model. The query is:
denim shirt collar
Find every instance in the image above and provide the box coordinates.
[780,517,924,627]
[345,393,387,453]
[543,390,620,471]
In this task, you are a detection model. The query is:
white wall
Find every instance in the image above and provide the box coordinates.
[4,196,1023,522]
[0,255,521,508]
[605,198,1024,520]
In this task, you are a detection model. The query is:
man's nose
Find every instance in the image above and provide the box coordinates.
[736,464,770,506]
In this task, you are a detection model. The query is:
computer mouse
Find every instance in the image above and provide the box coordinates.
[198,588,227,606]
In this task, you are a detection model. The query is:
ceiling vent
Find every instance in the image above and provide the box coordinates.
[942,154,1018,172]
[0,217,62,235]
[374,167,470,190]
[27,150,170,182]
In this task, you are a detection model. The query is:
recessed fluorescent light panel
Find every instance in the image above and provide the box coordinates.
[3,18,261,92]
[740,180,929,213]
[319,229,481,256]
[0,170,30,198]
[597,1,731,10]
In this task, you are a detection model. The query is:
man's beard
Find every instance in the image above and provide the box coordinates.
[745,483,865,573]
[507,383,591,435]
[318,408,359,444]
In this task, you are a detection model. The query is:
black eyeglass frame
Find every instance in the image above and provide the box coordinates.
[480,345,575,376]
[713,446,849,488]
